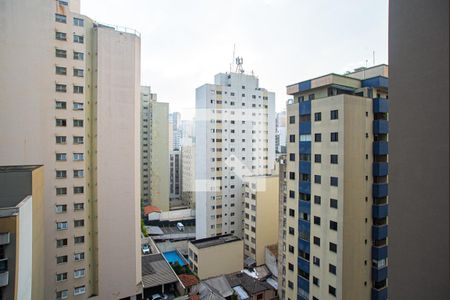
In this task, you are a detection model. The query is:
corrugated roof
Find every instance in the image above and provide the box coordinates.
[226,272,273,296]
[141,254,178,288]
[144,205,161,216]
[179,274,199,287]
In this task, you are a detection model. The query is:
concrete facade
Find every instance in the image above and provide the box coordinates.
[389,0,449,299]
[0,1,142,298]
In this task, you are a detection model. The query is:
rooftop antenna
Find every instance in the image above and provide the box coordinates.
[230,44,236,74]
[236,56,244,73]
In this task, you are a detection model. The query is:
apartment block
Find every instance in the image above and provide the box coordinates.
[195,71,275,239]
[277,155,287,297]
[141,86,170,211]
[0,166,45,300]
[281,65,389,300]
[276,111,287,154]
[169,112,182,151]
[181,120,195,208]
[0,1,142,298]
[243,174,279,266]
[187,235,244,280]
[170,149,182,202]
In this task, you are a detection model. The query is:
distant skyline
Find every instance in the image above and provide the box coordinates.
[82,0,388,119]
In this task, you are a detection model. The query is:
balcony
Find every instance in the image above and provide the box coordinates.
[373,120,389,134]
[299,101,311,115]
[373,204,388,219]
[371,286,388,300]
[298,256,310,273]
[299,161,311,174]
[299,201,311,215]
[373,141,388,155]
[298,239,310,254]
[372,266,388,282]
[298,276,310,293]
[373,162,389,177]
[299,181,310,194]
[372,224,388,240]
[362,76,389,89]
[0,233,10,246]
[299,122,311,134]
[373,98,389,113]
[299,141,311,154]
[0,271,8,287]
[372,245,388,260]
[373,183,388,198]
[298,219,310,238]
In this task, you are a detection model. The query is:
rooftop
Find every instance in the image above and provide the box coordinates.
[179,274,199,288]
[143,205,161,216]
[141,254,179,288]
[226,272,274,296]
[0,165,41,209]
[190,234,241,249]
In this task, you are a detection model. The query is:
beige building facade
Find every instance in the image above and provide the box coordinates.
[243,174,279,266]
[0,1,142,299]
[141,86,170,211]
[187,235,244,280]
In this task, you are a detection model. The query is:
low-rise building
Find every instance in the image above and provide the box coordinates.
[188,235,243,280]
[226,272,277,300]
[0,165,44,300]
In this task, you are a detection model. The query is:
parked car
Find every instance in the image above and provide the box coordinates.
[148,293,168,300]
[176,222,184,231]
[142,244,150,255]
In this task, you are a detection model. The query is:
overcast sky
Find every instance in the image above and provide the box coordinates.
[81,0,388,119]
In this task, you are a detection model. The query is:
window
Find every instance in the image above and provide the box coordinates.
[288,263,294,271]
[289,153,295,161]
[329,242,337,253]
[56,66,67,75]
[331,132,339,142]
[56,187,67,195]
[73,51,84,60]
[56,84,67,92]
[57,255,68,264]
[56,273,68,283]
[289,135,295,143]
[74,203,84,211]
[288,245,294,253]
[57,222,68,230]
[329,285,336,297]
[289,227,295,235]
[314,133,321,142]
[74,252,85,261]
[289,172,295,180]
[73,136,84,144]
[330,221,338,231]
[314,154,321,163]
[330,198,338,209]
[74,186,84,194]
[56,238,68,248]
[314,216,321,225]
[314,112,321,121]
[313,236,320,246]
[74,286,86,296]
[313,277,320,286]
[300,134,311,142]
[56,170,67,178]
[314,175,321,184]
[74,269,85,278]
[289,209,295,217]
[330,177,338,186]
[73,17,84,27]
[329,264,336,275]
[73,102,84,110]
[74,236,85,244]
[56,101,67,109]
[331,110,339,120]
[314,195,321,205]
[56,119,67,127]
[289,190,295,198]
[73,153,84,161]
[308,94,315,100]
[55,204,67,213]
[73,85,84,94]
[55,31,67,41]
[330,154,338,164]
[289,116,295,124]
[56,153,67,161]
[313,256,320,266]
[73,68,84,77]
[56,49,67,58]
[58,0,68,5]
[73,34,84,43]
[73,119,83,127]
[56,290,68,299]
[73,170,84,178]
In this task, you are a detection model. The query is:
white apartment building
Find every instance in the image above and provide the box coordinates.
[0,1,142,299]
[169,112,182,151]
[195,71,275,239]
[181,120,196,208]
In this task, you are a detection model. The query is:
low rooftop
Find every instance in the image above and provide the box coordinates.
[141,254,179,288]
[226,272,274,296]
[190,234,241,249]
[0,165,41,209]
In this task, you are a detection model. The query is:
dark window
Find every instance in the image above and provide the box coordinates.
[314,112,321,121]
[329,242,337,253]
[331,110,338,120]
[330,177,338,186]
[329,285,336,297]
[289,116,295,124]
[289,209,295,217]
[314,175,321,184]
[314,154,321,163]
[330,198,338,208]
[289,190,295,198]
[331,132,339,142]
[330,221,338,231]
[314,216,321,225]
[298,95,304,102]
[308,94,315,100]
[313,277,320,286]
[313,256,320,266]
[288,263,294,271]
[315,133,322,142]
[289,227,295,235]
[288,281,294,289]
[288,245,294,253]
[289,172,295,180]
[314,195,321,204]
[289,135,295,143]
[289,153,295,161]
[330,154,338,164]
[313,236,320,246]
[329,264,336,275]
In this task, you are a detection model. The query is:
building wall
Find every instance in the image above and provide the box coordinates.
[389,0,449,298]
[0,215,17,299]
[188,240,244,280]
[94,26,142,298]
[31,167,45,300]
[16,196,33,300]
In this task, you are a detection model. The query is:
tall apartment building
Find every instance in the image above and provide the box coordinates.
[169,149,182,202]
[169,112,182,151]
[181,120,196,208]
[141,86,170,211]
[0,1,142,299]
[389,0,449,298]
[277,155,287,298]
[0,165,45,300]
[195,71,275,238]
[281,65,389,300]
[243,173,279,266]
[276,111,287,154]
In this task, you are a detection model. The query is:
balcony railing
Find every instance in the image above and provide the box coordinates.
[373,141,389,155]
[372,224,388,240]
[373,183,388,198]
[0,271,8,287]
[0,233,10,245]
[372,245,388,260]
[373,162,389,177]
[299,101,311,116]
[371,286,388,300]
[373,98,389,113]
[372,204,388,219]
[373,120,389,134]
